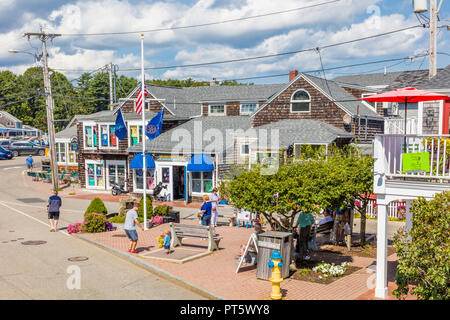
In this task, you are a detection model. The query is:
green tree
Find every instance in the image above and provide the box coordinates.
[393,191,449,300]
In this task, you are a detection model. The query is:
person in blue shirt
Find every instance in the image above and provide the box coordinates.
[293,211,315,261]
[200,195,212,226]
[47,190,62,232]
[163,230,171,254]
[26,155,34,171]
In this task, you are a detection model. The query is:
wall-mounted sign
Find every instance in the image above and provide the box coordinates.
[402,152,430,172]
[70,137,79,151]
[157,155,186,162]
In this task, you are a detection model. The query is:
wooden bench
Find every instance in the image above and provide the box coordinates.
[308,220,334,251]
[170,223,222,252]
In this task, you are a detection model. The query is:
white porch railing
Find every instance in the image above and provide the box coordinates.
[365,199,406,219]
[375,134,450,181]
[384,118,418,134]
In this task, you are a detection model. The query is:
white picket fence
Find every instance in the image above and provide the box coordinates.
[362,199,406,219]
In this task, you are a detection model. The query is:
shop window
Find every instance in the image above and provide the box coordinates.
[86,162,104,188]
[192,171,213,193]
[133,169,155,190]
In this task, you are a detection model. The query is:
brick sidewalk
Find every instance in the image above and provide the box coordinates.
[79,219,405,300]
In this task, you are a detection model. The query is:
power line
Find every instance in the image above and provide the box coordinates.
[116,25,425,72]
[58,0,341,37]
[0,95,41,110]
[49,25,425,73]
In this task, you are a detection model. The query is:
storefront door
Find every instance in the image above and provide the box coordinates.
[158,165,172,201]
[106,160,126,190]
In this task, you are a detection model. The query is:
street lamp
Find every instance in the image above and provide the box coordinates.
[9,49,42,65]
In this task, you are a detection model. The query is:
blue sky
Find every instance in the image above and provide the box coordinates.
[0,0,449,84]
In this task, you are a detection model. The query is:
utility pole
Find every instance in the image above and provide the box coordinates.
[24,30,61,191]
[108,62,114,110]
[429,0,437,79]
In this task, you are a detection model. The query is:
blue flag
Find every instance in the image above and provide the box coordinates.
[115,108,127,140]
[145,109,164,140]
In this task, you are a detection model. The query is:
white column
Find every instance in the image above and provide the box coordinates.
[405,199,413,241]
[375,194,388,299]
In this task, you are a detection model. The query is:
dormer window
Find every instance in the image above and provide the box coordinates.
[209,104,225,116]
[291,90,311,113]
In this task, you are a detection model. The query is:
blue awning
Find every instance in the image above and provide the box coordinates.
[130,153,155,169]
[187,154,214,172]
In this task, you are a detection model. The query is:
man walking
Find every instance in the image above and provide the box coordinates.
[47,190,62,232]
[124,202,145,253]
[26,155,34,171]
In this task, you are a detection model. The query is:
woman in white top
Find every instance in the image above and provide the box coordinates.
[209,188,221,227]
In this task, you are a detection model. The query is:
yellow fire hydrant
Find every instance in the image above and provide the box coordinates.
[268,250,283,300]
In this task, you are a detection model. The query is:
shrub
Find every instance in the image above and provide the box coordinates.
[393,191,450,300]
[153,205,172,217]
[85,197,108,216]
[83,213,108,233]
[137,195,153,218]
[67,222,83,234]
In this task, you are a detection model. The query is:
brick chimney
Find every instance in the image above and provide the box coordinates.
[289,70,299,82]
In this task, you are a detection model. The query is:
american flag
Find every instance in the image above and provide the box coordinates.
[135,85,147,115]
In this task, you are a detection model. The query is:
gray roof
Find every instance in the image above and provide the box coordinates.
[77,109,185,122]
[128,116,252,154]
[384,69,442,91]
[303,74,381,118]
[55,125,77,139]
[248,119,354,147]
[333,72,404,88]
[416,65,450,90]
[119,83,285,118]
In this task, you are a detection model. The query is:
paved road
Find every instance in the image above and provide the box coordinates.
[0,156,204,300]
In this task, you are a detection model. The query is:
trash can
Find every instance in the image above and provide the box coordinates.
[170,211,180,223]
[256,231,293,280]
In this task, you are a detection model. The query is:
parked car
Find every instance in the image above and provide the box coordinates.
[0,140,11,150]
[0,146,13,159]
[9,141,46,156]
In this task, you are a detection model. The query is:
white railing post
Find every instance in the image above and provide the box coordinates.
[375,194,389,299]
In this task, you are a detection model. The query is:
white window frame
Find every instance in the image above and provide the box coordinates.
[208,104,226,116]
[190,170,215,196]
[83,122,97,150]
[240,143,250,156]
[55,141,67,165]
[290,89,311,113]
[240,102,259,115]
[98,122,119,150]
[361,93,378,112]
[132,168,156,194]
[106,160,127,190]
[85,159,105,190]
[127,121,144,148]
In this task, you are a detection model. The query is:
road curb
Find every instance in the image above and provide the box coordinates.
[72,233,227,301]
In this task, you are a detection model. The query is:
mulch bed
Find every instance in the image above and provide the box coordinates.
[291,261,361,285]
[318,243,396,259]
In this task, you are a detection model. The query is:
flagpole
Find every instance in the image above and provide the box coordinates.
[141,33,147,231]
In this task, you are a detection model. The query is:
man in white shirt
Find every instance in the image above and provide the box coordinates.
[209,188,220,227]
[124,203,145,253]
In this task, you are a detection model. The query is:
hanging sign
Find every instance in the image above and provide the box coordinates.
[70,137,79,151]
